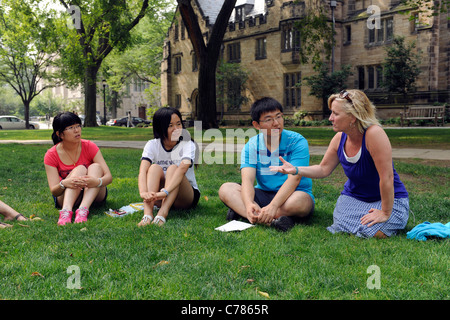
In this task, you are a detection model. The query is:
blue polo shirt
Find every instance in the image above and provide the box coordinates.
[240,129,314,202]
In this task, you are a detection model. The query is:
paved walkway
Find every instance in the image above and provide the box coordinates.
[1,139,449,160]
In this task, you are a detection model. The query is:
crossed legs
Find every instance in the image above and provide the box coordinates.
[218,182,313,222]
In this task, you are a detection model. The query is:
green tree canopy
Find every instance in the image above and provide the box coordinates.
[100,6,175,117]
[303,62,353,118]
[0,0,63,127]
[400,0,450,17]
[382,36,421,109]
[57,0,168,126]
[295,0,334,69]
[106,8,175,87]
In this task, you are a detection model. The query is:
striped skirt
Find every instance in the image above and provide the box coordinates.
[327,195,409,238]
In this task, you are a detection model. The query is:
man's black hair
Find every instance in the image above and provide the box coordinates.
[250,97,283,123]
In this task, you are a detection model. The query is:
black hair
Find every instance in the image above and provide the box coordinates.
[152,107,199,166]
[250,97,283,123]
[152,107,185,141]
[51,111,82,145]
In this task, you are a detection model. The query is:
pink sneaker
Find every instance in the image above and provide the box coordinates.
[74,207,89,223]
[58,209,73,226]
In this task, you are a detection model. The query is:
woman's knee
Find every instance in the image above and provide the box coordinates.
[146,164,165,185]
[149,163,164,173]
[71,165,88,176]
[87,163,103,176]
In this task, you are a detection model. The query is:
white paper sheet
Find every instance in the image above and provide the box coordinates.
[215,220,255,232]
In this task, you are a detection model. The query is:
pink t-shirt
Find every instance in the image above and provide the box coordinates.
[44,139,100,179]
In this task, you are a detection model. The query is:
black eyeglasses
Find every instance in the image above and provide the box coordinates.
[339,90,352,103]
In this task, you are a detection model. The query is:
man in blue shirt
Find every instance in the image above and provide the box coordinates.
[218,97,314,231]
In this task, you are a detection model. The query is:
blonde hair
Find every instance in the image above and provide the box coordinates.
[328,89,380,133]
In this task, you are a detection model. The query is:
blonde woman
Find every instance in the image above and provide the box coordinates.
[270,90,409,238]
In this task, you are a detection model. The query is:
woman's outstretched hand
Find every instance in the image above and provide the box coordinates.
[269,156,297,175]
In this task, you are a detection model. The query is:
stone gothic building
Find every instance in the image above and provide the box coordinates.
[160,0,450,122]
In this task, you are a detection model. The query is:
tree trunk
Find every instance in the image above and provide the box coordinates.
[178,0,237,130]
[24,100,30,129]
[84,65,99,127]
[403,92,407,115]
[322,97,328,120]
[198,55,218,129]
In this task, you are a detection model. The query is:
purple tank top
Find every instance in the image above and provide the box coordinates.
[338,131,408,202]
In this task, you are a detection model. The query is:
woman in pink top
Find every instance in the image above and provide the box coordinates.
[44,112,112,225]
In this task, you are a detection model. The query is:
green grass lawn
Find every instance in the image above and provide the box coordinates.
[0,143,448,300]
[1,125,449,149]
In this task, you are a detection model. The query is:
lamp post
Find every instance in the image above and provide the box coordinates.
[330,0,336,74]
[102,79,107,125]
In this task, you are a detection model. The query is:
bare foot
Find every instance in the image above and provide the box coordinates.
[0,222,12,229]
[374,230,387,239]
[4,213,28,222]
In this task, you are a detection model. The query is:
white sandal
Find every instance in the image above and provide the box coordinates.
[138,215,153,226]
[152,215,166,226]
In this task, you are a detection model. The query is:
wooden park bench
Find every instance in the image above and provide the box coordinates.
[400,105,446,127]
